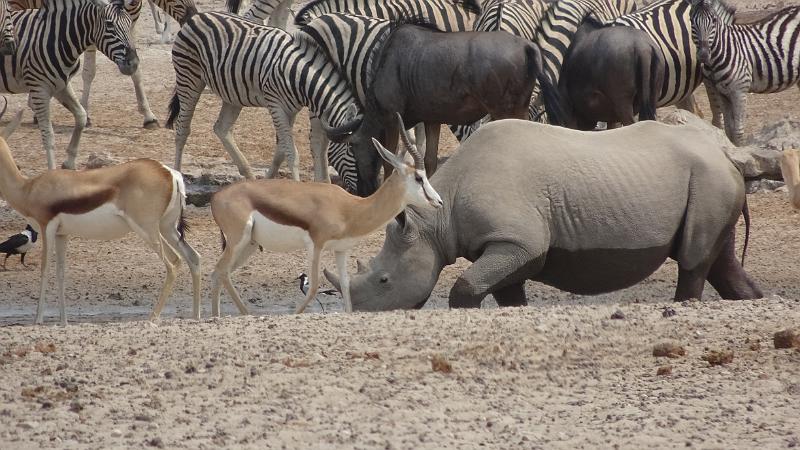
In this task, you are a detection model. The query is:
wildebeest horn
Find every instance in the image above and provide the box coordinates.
[323,269,341,291]
[395,112,424,171]
[321,115,362,143]
[356,259,369,273]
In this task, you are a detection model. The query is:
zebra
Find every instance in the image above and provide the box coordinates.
[294,0,481,193]
[690,0,800,146]
[1,0,139,170]
[145,0,198,42]
[225,0,294,28]
[166,11,362,183]
[0,0,14,54]
[10,0,195,129]
[450,0,548,141]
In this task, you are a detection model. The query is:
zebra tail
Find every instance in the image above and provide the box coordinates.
[182,3,198,24]
[528,45,565,126]
[165,91,180,130]
[225,0,242,14]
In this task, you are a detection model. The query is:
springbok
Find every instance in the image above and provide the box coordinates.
[780,149,800,210]
[0,101,201,325]
[210,114,443,316]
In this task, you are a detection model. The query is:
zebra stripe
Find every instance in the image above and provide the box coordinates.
[691,0,800,145]
[225,0,291,26]
[10,0,143,19]
[0,0,137,170]
[295,0,481,30]
[0,0,14,54]
[450,0,547,141]
[167,12,360,183]
[610,0,702,108]
[297,1,480,193]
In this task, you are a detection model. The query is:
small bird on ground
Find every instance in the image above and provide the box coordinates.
[297,273,339,313]
[0,224,38,270]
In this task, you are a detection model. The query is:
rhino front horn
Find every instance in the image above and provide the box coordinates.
[356,259,369,273]
[323,268,341,291]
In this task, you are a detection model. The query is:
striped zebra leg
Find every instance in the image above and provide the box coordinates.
[267,105,300,181]
[169,88,203,173]
[80,49,159,129]
[213,103,255,180]
[148,0,164,33]
[53,84,88,170]
[29,90,56,170]
[307,116,331,183]
[724,90,748,146]
[704,82,724,129]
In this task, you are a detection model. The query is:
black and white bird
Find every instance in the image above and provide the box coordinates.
[0,224,38,270]
[297,273,338,297]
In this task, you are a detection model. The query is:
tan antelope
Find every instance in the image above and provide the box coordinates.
[780,149,800,210]
[0,102,201,325]
[210,114,443,315]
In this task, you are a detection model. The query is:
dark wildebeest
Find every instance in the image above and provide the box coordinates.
[345,18,565,195]
[559,19,665,130]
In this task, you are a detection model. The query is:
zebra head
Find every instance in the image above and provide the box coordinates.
[162,0,198,24]
[89,0,139,76]
[688,0,734,69]
[0,0,15,55]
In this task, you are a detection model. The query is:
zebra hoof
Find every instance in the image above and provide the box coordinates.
[143,119,160,130]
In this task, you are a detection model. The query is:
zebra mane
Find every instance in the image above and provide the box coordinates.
[44,0,121,11]
[296,0,481,26]
[225,0,242,14]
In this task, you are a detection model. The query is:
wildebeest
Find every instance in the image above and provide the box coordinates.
[344,17,565,195]
[559,18,666,130]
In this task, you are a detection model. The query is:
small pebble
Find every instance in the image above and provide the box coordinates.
[662,307,677,318]
[610,310,625,320]
[111,429,123,438]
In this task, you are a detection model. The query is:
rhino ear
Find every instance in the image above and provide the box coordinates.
[394,210,418,239]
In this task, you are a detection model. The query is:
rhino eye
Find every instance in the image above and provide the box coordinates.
[379,275,389,284]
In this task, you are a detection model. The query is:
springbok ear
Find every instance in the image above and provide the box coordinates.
[372,138,405,170]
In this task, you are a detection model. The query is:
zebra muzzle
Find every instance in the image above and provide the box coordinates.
[117,47,139,76]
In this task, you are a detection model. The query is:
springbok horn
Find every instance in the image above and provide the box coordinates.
[395,112,424,171]
[323,268,341,291]
[356,259,369,273]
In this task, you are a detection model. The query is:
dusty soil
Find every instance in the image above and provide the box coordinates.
[1,0,800,448]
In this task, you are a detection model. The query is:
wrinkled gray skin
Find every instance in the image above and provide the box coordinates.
[326,119,763,310]
[559,20,665,130]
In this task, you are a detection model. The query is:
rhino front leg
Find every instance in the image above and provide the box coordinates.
[449,242,543,308]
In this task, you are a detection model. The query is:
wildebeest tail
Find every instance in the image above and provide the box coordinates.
[165,91,180,130]
[638,46,662,121]
[527,45,565,126]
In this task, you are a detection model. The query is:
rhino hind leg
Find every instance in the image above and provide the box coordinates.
[492,283,528,307]
[706,229,763,299]
[449,242,544,308]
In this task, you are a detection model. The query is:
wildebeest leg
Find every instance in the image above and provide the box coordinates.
[449,242,542,308]
[423,122,440,175]
[492,282,528,307]
[706,228,763,299]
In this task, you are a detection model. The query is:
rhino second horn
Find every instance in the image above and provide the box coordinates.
[323,268,341,291]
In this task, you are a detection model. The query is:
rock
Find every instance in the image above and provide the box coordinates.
[653,342,686,358]
[773,329,800,349]
[610,310,625,320]
[185,183,220,208]
[111,429,123,438]
[147,437,165,448]
[662,307,677,318]
[746,178,786,194]
[431,354,452,374]
[656,366,673,376]
[84,152,121,169]
[702,350,734,366]
[18,421,38,430]
[69,400,84,413]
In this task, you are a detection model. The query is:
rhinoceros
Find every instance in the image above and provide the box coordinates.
[324,119,764,310]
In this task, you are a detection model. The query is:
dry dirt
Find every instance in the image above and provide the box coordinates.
[1,0,800,448]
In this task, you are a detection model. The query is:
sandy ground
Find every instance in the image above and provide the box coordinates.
[1,0,800,448]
